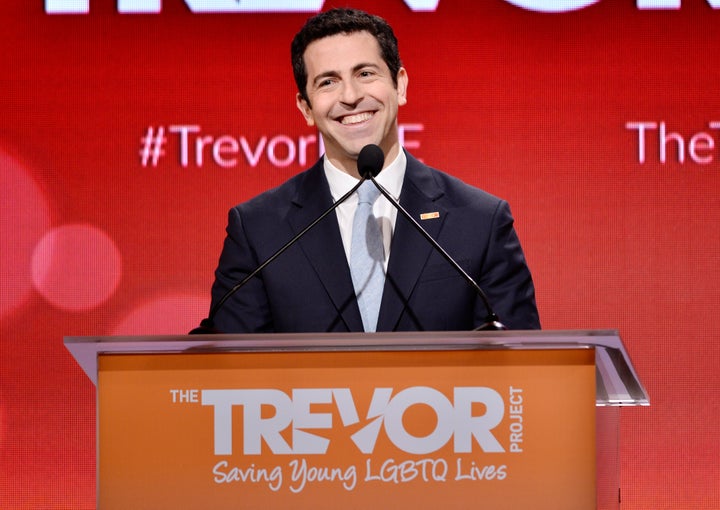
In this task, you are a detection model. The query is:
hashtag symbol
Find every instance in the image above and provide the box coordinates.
[139,126,167,167]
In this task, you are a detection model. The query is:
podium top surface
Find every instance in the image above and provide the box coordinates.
[64,329,649,406]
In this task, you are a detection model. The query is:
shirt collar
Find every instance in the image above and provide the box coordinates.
[324,149,406,202]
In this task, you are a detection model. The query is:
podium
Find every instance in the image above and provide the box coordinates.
[65,330,648,510]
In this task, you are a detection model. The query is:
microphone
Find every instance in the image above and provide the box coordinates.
[357,143,384,178]
[190,146,381,334]
[363,144,506,331]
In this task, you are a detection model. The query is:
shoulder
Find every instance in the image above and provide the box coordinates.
[405,152,506,214]
[232,159,326,218]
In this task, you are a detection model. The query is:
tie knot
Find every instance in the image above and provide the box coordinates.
[356,180,381,205]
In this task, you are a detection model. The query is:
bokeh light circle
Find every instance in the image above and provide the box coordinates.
[111,294,210,335]
[0,150,51,317]
[31,224,122,311]
[0,400,5,451]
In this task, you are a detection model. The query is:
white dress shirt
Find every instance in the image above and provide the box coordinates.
[324,150,406,271]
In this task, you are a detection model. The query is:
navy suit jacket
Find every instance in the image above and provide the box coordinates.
[210,152,540,333]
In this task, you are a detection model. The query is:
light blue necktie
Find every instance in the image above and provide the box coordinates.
[350,181,385,332]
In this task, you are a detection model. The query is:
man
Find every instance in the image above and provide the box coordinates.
[202,8,540,333]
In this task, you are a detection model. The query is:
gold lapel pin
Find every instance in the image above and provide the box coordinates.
[420,212,440,220]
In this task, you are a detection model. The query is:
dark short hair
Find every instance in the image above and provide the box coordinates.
[291,8,402,104]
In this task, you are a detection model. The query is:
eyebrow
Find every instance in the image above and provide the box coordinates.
[311,62,382,87]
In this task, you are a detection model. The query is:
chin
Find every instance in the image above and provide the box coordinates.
[350,139,382,154]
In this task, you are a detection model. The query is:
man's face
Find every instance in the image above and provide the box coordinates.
[296,30,408,176]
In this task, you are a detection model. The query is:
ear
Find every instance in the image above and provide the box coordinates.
[396,67,408,106]
[296,93,315,127]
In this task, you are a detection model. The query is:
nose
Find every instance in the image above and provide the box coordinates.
[339,79,362,106]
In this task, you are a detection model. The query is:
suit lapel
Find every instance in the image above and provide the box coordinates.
[377,154,447,331]
[286,160,364,331]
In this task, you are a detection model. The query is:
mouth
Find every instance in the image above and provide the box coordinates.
[338,111,374,125]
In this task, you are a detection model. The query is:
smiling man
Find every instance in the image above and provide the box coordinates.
[294,28,408,176]
[202,8,540,333]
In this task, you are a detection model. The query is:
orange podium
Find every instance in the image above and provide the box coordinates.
[64,330,648,510]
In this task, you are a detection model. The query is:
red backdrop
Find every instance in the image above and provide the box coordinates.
[1,1,719,508]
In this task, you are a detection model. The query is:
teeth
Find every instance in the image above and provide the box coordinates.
[340,112,373,125]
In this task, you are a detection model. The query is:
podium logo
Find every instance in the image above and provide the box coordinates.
[202,387,505,456]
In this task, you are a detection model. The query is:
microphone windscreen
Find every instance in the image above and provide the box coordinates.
[357,144,385,178]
